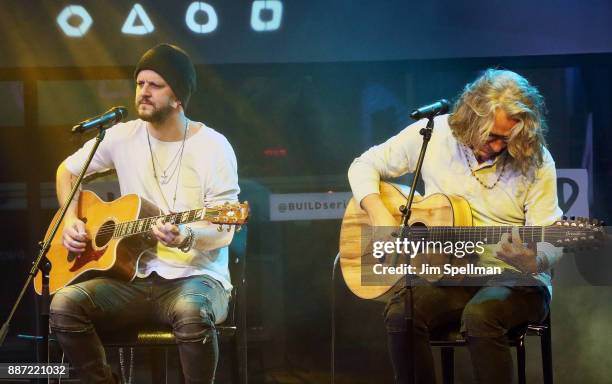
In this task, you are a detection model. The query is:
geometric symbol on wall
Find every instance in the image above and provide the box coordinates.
[122,3,155,35]
[185,2,218,34]
[57,5,93,37]
[251,0,283,32]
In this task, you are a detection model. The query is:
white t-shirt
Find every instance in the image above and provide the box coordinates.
[65,119,240,290]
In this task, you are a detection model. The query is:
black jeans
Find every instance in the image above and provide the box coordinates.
[384,278,550,384]
[49,273,229,384]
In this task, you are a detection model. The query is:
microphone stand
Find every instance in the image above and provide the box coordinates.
[397,116,435,384]
[0,128,107,368]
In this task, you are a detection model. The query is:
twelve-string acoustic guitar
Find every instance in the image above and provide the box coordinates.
[339,181,603,300]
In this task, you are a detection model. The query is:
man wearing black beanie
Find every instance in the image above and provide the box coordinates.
[49,43,240,383]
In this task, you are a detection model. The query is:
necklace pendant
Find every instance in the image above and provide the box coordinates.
[146,120,189,211]
[160,172,169,184]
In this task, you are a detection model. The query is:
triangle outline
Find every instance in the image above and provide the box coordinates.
[122,3,155,35]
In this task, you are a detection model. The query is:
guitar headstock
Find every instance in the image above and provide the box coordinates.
[552,216,606,251]
[208,201,250,226]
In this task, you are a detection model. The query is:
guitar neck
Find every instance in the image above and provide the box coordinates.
[408,226,550,244]
[112,208,207,239]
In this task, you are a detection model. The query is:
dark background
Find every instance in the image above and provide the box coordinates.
[2,1,612,66]
[1,1,612,383]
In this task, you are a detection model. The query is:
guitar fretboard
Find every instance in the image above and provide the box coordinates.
[112,208,206,238]
[402,226,564,244]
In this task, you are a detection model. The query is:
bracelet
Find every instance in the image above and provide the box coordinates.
[534,254,549,274]
[178,226,194,253]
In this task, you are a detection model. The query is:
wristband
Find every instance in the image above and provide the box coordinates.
[178,226,194,253]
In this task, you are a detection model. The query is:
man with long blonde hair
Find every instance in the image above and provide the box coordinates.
[348,69,562,383]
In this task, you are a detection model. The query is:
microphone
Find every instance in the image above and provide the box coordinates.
[71,106,128,133]
[410,99,450,120]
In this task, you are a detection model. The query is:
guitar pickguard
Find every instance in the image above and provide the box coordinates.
[68,241,106,272]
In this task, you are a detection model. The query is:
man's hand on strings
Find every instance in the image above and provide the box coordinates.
[62,216,88,253]
[152,218,185,247]
[495,227,538,273]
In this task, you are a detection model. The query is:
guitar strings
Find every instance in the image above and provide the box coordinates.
[87,208,240,237]
[362,225,594,249]
[361,225,595,268]
[398,226,589,243]
[93,226,586,241]
[89,220,589,241]
[88,208,212,234]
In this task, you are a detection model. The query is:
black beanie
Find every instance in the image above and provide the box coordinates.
[134,44,196,109]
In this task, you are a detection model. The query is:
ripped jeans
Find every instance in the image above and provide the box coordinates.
[49,273,229,384]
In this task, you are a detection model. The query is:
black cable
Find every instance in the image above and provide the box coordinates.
[331,253,340,384]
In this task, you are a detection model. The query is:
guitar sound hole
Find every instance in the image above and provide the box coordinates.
[409,222,429,241]
[95,220,115,248]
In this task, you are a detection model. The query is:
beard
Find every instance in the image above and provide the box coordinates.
[136,100,174,124]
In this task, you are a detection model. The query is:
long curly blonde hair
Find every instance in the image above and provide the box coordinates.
[448,69,548,174]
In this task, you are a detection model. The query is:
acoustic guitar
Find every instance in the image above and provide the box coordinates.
[34,190,249,295]
[339,181,602,300]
